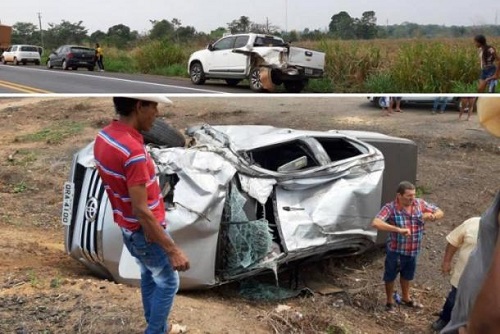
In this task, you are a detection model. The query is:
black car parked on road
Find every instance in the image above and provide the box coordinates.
[47,45,95,71]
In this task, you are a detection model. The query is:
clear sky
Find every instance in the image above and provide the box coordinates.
[1,0,499,34]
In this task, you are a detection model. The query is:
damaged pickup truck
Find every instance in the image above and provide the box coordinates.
[62,124,417,290]
[187,33,325,93]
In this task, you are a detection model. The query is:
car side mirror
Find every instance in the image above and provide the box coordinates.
[207,44,214,51]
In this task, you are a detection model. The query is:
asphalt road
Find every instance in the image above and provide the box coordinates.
[0,64,257,94]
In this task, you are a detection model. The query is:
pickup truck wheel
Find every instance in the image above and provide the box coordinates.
[283,80,305,93]
[225,79,241,86]
[190,62,206,85]
[141,119,186,147]
[249,67,265,92]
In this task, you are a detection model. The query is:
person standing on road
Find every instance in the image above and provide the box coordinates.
[371,181,444,313]
[432,96,449,114]
[431,217,480,332]
[390,96,403,113]
[95,43,105,72]
[474,35,499,93]
[458,97,475,121]
[93,96,189,334]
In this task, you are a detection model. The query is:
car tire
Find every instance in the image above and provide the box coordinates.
[225,79,241,87]
[1,57,5,65]
[35,60,40,66]
[190,62,206,85]
[249,67,266,92]
[62,60,68,70]
[283,80,305,93]
[141,119,186,147]
[46,60,53,69]
[373,97,386,109]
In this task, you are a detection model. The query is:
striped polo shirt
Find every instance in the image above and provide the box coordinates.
[93,120,165,231]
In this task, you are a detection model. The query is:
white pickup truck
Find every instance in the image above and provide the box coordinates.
[187,33,325,93]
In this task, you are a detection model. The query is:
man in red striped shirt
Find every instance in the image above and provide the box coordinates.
[94,96,189,334]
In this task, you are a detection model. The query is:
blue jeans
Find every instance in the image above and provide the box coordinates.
[122,228,179,334]
[432,97,448,112]
[439,286,457,323]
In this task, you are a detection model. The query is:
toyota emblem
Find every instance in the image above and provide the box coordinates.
[85,197,99,222]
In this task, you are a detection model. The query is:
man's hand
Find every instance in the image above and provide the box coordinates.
[442,260,452,274]
[423,212,436,222]
[168,246,190,272]
[398,228,411,237]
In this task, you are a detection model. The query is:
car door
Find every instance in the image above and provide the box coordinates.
[4,46,15,62]
[205,36,236,74]
[51,46,65,66]
[269,136,384,256]
[229,35,250,75]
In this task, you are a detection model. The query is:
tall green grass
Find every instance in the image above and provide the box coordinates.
[96,37,499,92]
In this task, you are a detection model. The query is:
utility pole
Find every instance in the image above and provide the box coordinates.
[285,0,288,34]
[37,12,43,48]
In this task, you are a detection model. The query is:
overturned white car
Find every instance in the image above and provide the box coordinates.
[62,124,417,290]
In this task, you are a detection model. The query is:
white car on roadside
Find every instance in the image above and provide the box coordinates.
[1,44,42,65]
[187,33,325,93]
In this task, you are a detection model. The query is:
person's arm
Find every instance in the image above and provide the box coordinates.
[466,213,500,333]
[442,242,459,274]
[129,184,190,272]
[371,217,410,237]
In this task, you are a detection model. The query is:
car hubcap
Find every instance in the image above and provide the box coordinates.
[251,69,261,89]
[191,66,200,81]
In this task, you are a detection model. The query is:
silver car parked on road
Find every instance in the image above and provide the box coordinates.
[62,124,417,290]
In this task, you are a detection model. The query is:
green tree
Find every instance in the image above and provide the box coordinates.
[90,30,107,43]
[107,24,132,48]
[44,20,88,48]
[11,22,39,45]
[329,11,355,39]
[209,27,227,40]
[227,16,251,33]
[149,19,174,40]
[355,11,377,39]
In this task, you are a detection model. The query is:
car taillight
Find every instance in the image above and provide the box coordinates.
[67,53,74,59]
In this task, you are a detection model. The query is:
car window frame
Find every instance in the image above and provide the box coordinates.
[212,36,236,51]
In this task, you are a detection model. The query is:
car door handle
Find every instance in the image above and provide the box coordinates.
[282,206,304,211]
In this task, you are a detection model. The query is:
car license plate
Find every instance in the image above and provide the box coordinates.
[305,68,313,75]
[62,182,74,226]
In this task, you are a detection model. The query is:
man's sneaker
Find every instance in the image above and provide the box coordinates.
[431,318,448,331]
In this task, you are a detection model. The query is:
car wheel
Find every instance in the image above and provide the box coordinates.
[13,58,19,65]
[374,97,387,109]
[189,62,206,85]
[46,59,53,69]
[249,67,266,92]
[141,119,186,147]
[62,60,68,70]
[225,79,241,87]
[1,57,5,65]
[283,80,305,93]
[35,60,40,66]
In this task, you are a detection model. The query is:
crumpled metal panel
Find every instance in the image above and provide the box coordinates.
[276,168,383,252]
[150,147,237,288]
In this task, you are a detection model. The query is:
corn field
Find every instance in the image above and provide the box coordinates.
[103,37,499,93]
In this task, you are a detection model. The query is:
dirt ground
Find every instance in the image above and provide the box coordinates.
[0,96,499,334]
